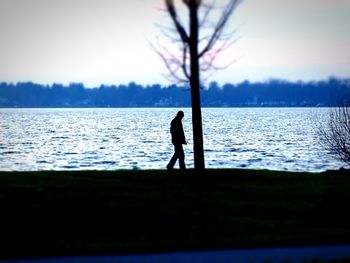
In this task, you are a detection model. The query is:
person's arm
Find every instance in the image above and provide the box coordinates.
[181,123,186,144]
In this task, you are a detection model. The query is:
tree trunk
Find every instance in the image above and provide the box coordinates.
[189,0,205,170]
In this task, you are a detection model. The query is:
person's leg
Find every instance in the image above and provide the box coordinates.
[177,145,186,170]
[167,146,178,169]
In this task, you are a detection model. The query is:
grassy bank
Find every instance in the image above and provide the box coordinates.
[0,168,350,259]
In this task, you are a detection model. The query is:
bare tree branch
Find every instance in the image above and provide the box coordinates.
[198,0,241,59]
[149,40,189,83]
[165,0,190,43]
[198,1,213,29]
[155,0,241,84]
[155,23,183,44]
[318,105,350,165]
[182,44,191,80]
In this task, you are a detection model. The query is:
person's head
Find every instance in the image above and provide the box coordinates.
[176,110,184,120]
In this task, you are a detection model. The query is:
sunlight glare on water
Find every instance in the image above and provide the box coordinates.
[0,108,344,171]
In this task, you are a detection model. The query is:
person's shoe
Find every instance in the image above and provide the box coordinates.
[166,165,173,170]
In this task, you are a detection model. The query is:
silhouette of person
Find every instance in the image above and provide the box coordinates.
[167,110,187,170]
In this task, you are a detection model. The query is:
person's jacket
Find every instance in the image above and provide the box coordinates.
[170,117,186,145]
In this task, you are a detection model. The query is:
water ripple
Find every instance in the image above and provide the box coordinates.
[0,108,345,172]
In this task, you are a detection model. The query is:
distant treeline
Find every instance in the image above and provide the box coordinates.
[1,78,349,107]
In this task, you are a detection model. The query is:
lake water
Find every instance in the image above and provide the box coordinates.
[0,108,344,172]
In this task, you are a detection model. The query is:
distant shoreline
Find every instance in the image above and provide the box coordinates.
[1,78,349,108]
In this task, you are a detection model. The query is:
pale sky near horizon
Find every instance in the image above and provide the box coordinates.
[0,0,349,87]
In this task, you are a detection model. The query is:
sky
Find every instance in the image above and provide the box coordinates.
[0,0,349,87]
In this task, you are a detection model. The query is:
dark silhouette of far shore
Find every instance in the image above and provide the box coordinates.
[1,78,349,108]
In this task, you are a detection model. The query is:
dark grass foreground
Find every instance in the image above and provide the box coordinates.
[0,168,350,259]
